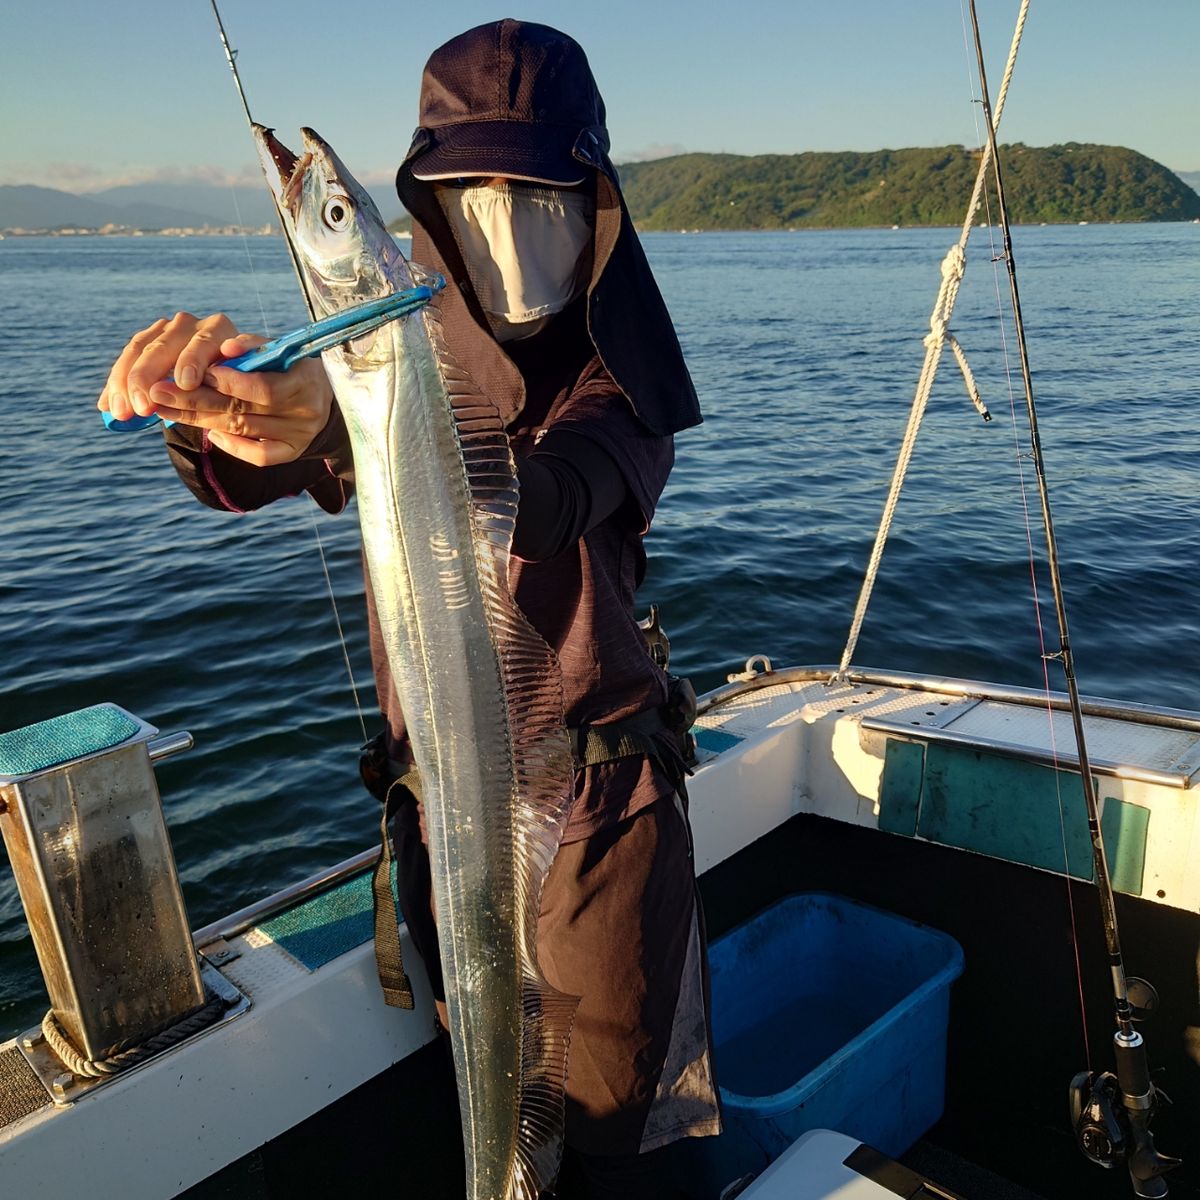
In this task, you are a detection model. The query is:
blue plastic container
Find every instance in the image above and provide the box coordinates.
[705,892,964,1185]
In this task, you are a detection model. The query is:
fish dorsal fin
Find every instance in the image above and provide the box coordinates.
[424,305,579,1197]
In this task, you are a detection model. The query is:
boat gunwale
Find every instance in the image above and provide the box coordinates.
[697,662,1200,732]
[191,664,1200,950]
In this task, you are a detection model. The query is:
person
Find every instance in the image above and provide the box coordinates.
[99,19,719,1198]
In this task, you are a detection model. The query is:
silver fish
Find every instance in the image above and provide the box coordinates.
[254,124,577,1199]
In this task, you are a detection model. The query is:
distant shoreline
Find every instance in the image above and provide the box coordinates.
[0,226,276,238]
[4,218,1199,239]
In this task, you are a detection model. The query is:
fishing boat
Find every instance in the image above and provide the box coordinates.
[2,6,1197,1200]
[2,656,1197,1199]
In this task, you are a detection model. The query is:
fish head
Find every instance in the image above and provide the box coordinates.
[254,123,414,316]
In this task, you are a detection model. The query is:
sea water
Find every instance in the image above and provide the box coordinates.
[1,224,1197,1039]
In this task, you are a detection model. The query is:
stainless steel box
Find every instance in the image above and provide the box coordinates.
[0,704,204,1062]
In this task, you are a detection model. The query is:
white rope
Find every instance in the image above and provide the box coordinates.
[833,0,1030,680]
[41,995,226,1079]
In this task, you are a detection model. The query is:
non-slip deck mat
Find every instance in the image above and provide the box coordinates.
[0,704,139,779]
[256,869,389,972]
[0,1047,49,1130]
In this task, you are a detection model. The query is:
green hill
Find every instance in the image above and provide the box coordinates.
[614,144,1200,230]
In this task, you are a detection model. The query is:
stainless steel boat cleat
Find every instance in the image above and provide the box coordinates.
[0,703,203,1071]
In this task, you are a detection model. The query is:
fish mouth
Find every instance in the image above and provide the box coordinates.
[250,122,402,309]
[253,123,311,216]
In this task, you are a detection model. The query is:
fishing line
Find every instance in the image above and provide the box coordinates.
[965,0,1092,1058]
[955,0,1094,1068]
[208,0,370,745]
[228,186,273,337]
[984,210,1096,1071]
[962,0,1123,1012]
[211,4,274,333]
[214,107,368,743]
[209,0,316,321]
[308,507,369,745]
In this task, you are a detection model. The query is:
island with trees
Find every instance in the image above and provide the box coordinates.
[612,143,1200,230]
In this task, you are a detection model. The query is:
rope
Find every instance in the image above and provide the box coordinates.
[833,0,1030,681]
[41,994,227,1080]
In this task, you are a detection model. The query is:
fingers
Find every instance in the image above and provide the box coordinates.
[150,375,284,420]
[156,356,335,468]
[147,313,239,398]
[98,316,334,467]
[152,357,322,418]
[97,312,243,421]
[220,333,269,358]
[208,356,334,430]
[99,318,168,421]
[204,362,307,413]
[152,392,280,441]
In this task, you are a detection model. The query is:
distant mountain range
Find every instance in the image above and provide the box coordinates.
[2,146,1196,234]
[0,181,406,232]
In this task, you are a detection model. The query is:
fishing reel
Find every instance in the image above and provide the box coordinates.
[1069,980,1180,1198]
[1069,1069,1178,1197]
[1070,1071,1133,1168]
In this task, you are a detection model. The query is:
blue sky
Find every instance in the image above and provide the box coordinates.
[2,1,1197,194]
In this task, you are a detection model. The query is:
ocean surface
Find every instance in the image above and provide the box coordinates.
[1,224,1197,1039]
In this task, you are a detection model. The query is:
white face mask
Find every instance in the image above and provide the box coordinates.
[438,182,594,342]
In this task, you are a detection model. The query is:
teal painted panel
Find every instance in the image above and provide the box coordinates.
[694,727,743,755]
[878,739,925,836]
[1101,797,1149,895]
[917,744,1095,878]
[914,745,1151,895]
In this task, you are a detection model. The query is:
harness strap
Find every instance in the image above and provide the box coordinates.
[371,769,418,1010]
[362,675,697,1010]
[570,674,697,796]
[570,707,667,768]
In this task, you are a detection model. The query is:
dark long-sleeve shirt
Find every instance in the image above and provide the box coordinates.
[163,301,677,842]
[164,415,624,561]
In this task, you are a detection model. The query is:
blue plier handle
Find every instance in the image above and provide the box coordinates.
[102,278,444,432]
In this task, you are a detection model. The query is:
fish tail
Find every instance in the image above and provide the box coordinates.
[509,971,579,1198]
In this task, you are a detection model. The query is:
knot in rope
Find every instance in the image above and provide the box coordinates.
[925,244,968,349]
[941,243,966,285]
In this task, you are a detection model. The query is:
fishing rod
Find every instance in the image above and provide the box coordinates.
[964,4,1178,1196]
[207,0,377,747]
[208,0,318,321]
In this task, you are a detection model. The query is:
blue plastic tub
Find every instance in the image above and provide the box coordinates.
[704,892,964,1184]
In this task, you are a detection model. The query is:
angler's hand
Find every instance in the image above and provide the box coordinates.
[98,312,335,467]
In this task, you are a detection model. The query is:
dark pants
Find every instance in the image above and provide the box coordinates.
[391,792,720,1159]
[553,1143,683,1199]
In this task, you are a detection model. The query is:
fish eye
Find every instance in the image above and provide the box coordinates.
[322,195,353,231]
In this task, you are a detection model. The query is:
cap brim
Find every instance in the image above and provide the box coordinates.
[409,120,587,187]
